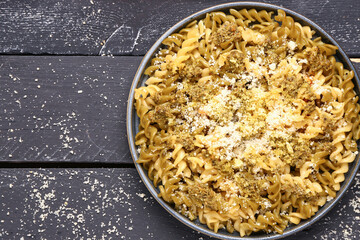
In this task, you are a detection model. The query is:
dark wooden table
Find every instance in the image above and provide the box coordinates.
[0,0,359,239]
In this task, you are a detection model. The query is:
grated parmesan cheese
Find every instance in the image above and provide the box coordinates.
[287,41,297,51]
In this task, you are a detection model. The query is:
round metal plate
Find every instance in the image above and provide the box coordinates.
[126,2,360,239]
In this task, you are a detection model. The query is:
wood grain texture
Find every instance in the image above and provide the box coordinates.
[0,56,359,163]
[0,0,359,56]
[0,55,140,163]
[0,168,359,239]
[0,0,123,55]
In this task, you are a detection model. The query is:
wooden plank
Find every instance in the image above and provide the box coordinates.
[0,57,360,163]
[0,168,359,239]
[0,0,359,56]
[0,55,141,163]
[0,0,123,55]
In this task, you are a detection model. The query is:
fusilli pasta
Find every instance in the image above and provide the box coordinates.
[134,9,360,236]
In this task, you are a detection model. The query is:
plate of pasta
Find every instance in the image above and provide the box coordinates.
[127,2,360,239]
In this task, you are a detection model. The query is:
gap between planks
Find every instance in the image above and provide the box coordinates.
[0,161,135,168]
